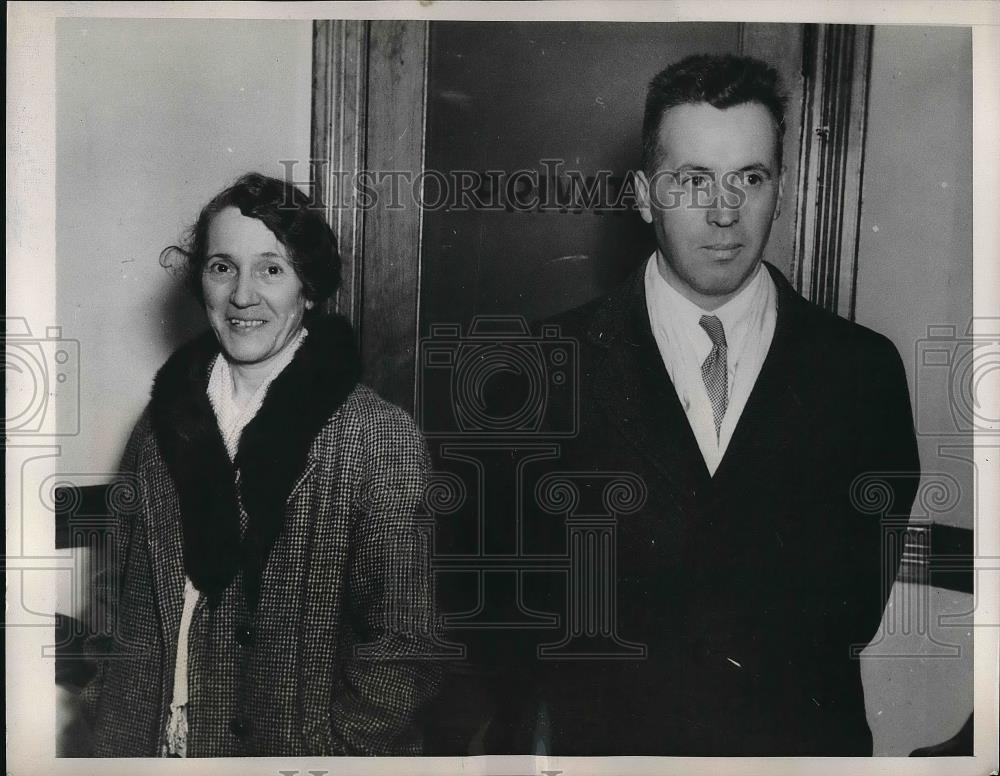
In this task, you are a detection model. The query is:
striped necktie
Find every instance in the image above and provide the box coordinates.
[699,314,728,438]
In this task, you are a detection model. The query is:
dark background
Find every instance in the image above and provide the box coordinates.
[420,22,742,329]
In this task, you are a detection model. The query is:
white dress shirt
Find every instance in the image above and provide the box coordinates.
[162,328,306,757]
[644,254,777,476]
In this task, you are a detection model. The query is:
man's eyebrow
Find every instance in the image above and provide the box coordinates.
[736,162,774,175]
[670,162,775,175]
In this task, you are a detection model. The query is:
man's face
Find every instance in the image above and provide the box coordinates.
[636,101,784,310]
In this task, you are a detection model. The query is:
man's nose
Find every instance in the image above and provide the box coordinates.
[706,198,740,227]
[706,182,741,227]
[230,273,259,307]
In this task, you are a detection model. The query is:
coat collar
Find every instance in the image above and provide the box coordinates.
[585,261,812,496]
[149,314,361,612]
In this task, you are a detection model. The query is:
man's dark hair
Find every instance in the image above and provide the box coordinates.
[641,54,788,175]
[162,172,340,320]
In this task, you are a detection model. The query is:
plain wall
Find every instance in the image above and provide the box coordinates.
[855,26,974,754]
[56,18,313,476]
[855,26,974,531]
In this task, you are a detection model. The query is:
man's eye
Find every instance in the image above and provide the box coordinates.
[745,172,764,186]
[685,174,709,187]
[207,262,231,274]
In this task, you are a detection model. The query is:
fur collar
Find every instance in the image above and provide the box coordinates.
[150,314,361,612]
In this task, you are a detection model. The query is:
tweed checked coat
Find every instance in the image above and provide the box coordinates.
[80,317,441,756]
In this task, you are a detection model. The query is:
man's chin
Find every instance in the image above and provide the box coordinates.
[695,262,761,295]
[692,279,745,299]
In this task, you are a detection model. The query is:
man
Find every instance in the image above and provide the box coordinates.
[514,54,920,756]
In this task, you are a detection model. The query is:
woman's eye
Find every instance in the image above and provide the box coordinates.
[260,264,284,278]
[745,173,763,186]
[686,174,708,187]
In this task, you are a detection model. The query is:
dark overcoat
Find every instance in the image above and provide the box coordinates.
[494,262,920,755]
[80,318,441,756]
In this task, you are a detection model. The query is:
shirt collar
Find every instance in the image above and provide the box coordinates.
[647,252,768,352]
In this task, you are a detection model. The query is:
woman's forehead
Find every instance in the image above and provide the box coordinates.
[206,207,289,259]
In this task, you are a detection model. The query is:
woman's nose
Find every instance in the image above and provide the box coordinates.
[230,274,259,307]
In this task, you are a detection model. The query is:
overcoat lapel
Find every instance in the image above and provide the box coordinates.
[709,263,811,489]
[145,329,224,651]
[587,262,812,498]
[587,270,712,505]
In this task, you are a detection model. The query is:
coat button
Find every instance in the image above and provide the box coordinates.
[235,625,253,647]
[230,717,250,739]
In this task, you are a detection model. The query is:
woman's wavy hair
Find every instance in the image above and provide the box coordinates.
[161,173,340,319]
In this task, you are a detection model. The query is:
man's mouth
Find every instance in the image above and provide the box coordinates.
[228,318,267,329]
[703,243,743,258]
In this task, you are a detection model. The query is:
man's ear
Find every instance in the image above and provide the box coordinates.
[635,170,654,225]
[773,164,786,221]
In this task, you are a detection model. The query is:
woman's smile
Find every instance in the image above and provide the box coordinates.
[227,317,268,329]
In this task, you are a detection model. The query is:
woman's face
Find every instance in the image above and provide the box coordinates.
[201,207,313,367]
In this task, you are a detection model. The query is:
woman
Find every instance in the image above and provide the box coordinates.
[80,173,441,756]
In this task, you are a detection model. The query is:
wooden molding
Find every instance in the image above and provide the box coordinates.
[311,20,429,412]
[311,20,369,328]
[358,21,429,414]
[791,24,874,319]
